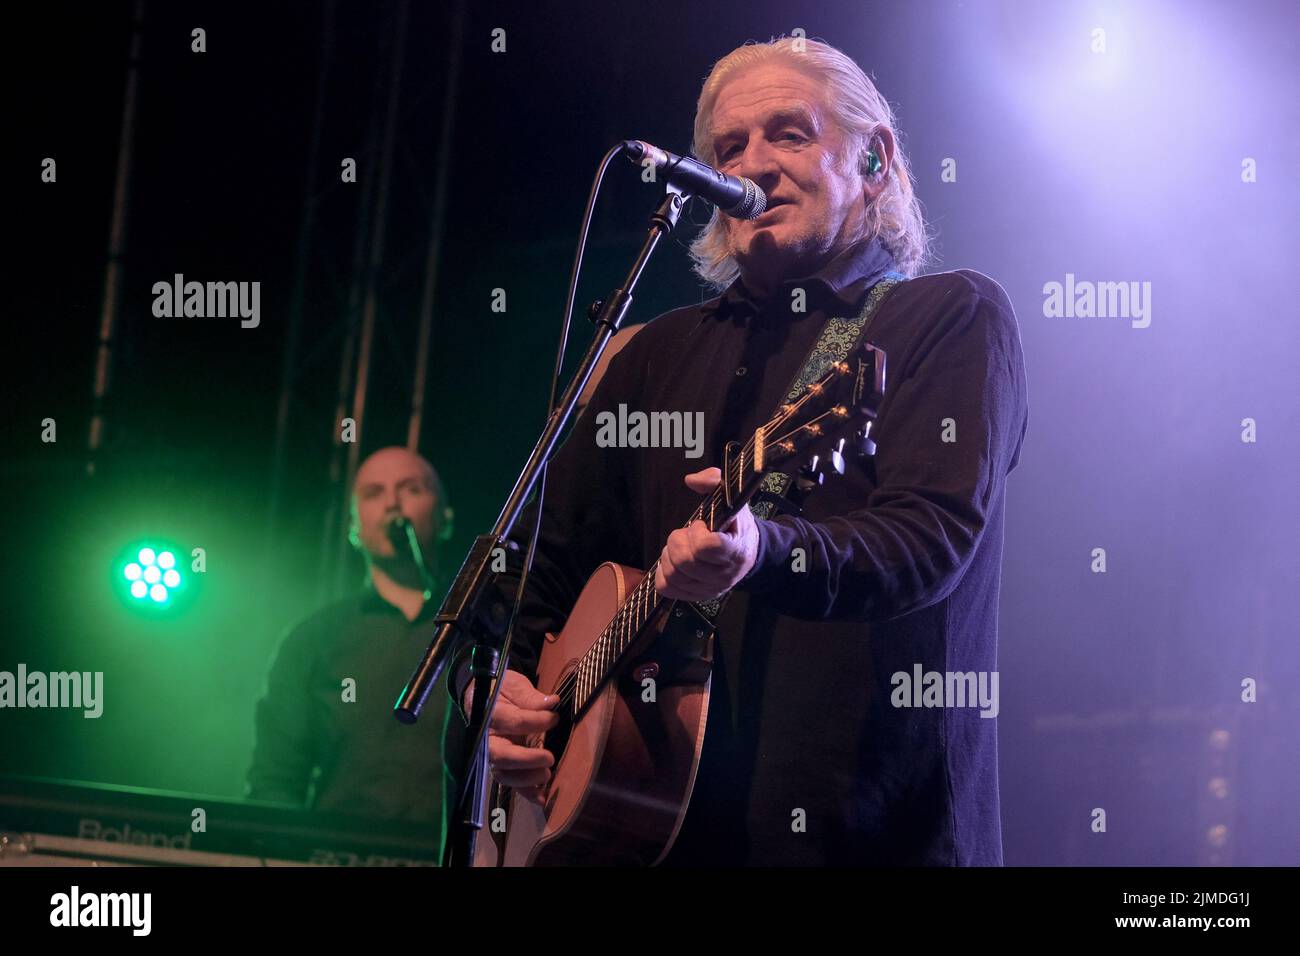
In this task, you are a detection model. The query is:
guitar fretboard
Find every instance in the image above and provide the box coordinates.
[563,418,794,714]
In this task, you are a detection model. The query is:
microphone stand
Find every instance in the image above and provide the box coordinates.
[394,183,688,867]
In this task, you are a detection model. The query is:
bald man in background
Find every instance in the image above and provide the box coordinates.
[246,446,455,824]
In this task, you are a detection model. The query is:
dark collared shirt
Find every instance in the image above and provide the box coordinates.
[247,584,447,824]
[451,236,1029,865]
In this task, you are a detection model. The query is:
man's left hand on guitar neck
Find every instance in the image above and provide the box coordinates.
[654,467,760,602]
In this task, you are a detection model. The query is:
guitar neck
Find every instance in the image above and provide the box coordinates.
[569,435,767,715]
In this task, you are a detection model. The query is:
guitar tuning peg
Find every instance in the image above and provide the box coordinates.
[796,455,825,493]
[853,422,877,458]
[828,438,846,475]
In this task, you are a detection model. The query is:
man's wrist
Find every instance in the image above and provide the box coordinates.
[739,516,774,586]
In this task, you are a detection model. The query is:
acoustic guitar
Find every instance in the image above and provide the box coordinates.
[477,339,887,866]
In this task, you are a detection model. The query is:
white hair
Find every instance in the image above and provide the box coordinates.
[688,37,932,289]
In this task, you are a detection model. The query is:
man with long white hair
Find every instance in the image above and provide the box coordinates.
[455,37,1029,865]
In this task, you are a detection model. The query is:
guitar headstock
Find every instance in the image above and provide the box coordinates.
[764,340,886,471]
[720,341,887,509]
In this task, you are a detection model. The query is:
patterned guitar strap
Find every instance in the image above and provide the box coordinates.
[693,269,906,623]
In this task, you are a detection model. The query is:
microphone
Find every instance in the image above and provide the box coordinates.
[387,514,436,595]
[386,514,412,543]
[621,140,767,220]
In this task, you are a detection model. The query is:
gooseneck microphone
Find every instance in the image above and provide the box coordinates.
[621,140,767,220]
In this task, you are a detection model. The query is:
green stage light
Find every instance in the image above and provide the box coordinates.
[116,540,188,610]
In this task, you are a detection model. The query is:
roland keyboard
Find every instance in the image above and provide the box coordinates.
[0,774,440,866]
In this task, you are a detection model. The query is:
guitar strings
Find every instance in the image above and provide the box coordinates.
[558,382,833,715]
